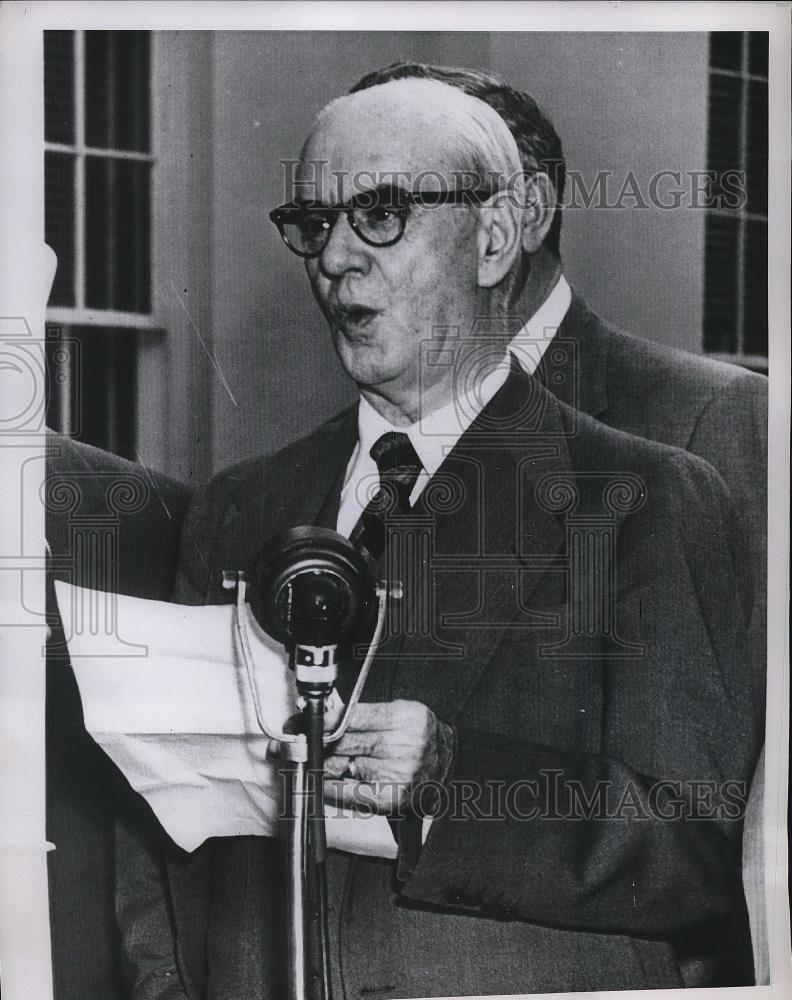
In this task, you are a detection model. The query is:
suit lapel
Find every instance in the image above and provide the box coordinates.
[314,456,350,530]
[272,406,358,530]
[224,407,358,582]
[390,368,570,723]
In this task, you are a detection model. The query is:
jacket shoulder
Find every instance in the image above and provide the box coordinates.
[606,322,765,398]
[45,430,191,522]
[194,406,355,519]
[559,400,729,502]
[45,431,192,597]
[174,408,355,604]
[566,296,766,425]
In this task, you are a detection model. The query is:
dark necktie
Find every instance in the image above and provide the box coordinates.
[349,431,423,562]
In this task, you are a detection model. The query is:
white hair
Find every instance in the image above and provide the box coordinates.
[314,77,525,200]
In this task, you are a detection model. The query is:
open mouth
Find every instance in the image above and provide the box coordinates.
[333,304,379,332]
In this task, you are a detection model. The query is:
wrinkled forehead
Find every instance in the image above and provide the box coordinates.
[295,81,479,203]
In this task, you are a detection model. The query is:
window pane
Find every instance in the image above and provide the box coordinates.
[44,30,74,145]
[703,214,739,354]
[748,32,769,78]
[85,31,150,152]
[704,31,768,364]
[707,73,741,171]
[710,32,743,72]
[743,221,768,357]
[47,326,137,460]
[85,157,151,313]
[706,73,742,207]
[746,80,768,216]
[45,152,75,307]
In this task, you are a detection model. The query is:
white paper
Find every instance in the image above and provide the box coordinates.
[54,580,397,857]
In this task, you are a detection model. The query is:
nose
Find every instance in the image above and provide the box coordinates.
[317,211,370,278]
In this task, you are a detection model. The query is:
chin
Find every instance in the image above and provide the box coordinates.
[336,340,398,388]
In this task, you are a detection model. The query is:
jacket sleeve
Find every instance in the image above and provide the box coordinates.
[172,477,231,605]
[115,481,230,1000]
[687,371,767,638]
[399,451,764,937]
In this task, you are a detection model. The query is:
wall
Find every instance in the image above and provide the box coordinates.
[141,32,214,484]
[149,31,710,480]
[489,32,709,352]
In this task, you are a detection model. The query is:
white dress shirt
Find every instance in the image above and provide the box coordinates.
[336,275,572,537]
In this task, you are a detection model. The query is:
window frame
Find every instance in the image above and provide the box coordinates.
[44,29,160,332]
[703,31,768,373]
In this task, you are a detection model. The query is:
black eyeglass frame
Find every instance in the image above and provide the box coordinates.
[269,186,495,259]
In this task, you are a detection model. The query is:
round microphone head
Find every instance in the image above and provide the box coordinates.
[249,526,376,647]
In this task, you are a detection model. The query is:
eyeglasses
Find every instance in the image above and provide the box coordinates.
[269,184,493,259]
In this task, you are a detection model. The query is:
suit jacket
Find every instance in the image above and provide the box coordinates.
[547,295,766,630]
[154,366,763,999]
[45,432,191,1000]
[548,299,770,979]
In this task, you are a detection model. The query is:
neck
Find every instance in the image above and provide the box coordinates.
[512,249,562,326]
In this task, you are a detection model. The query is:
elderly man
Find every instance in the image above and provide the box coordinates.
[349,66,772,983]
[350,62,767,644]
[124,78,762,999]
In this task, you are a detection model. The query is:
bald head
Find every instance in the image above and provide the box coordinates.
[299,78,525,201]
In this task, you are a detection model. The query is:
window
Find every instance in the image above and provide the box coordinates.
[44,30,154,458]
[703,32,768,373]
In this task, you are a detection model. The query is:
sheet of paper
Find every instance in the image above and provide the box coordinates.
[54,580,397,857]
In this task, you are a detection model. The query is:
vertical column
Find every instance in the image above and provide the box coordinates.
[48,471,149,657]
[538,473,646,658]
[382,514,434,645]
[0,13,53,997]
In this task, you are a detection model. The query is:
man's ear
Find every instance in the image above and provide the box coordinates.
[476,190,522,289]
[521,172,557,254]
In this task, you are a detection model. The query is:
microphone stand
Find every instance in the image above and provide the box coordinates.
[225,571,394,1000]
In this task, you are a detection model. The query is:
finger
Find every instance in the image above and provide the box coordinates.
[323,778,379,812]
[323,777,404,814]
[346,699,433,734]
[344,702,395,731]
[323,755,352,779]
[324,755,379,782]
[331,733,384,759]
[338,756,379,783]
[324,700,345,730]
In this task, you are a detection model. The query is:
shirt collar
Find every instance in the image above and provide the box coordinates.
[355,390,491,479]
[354,274,572,476]
[507,273,572,376]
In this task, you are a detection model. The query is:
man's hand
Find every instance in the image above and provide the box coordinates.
[324,699,454,815]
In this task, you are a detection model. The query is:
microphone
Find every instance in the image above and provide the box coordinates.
[247,527,377,1000]
[249,526,376,694]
